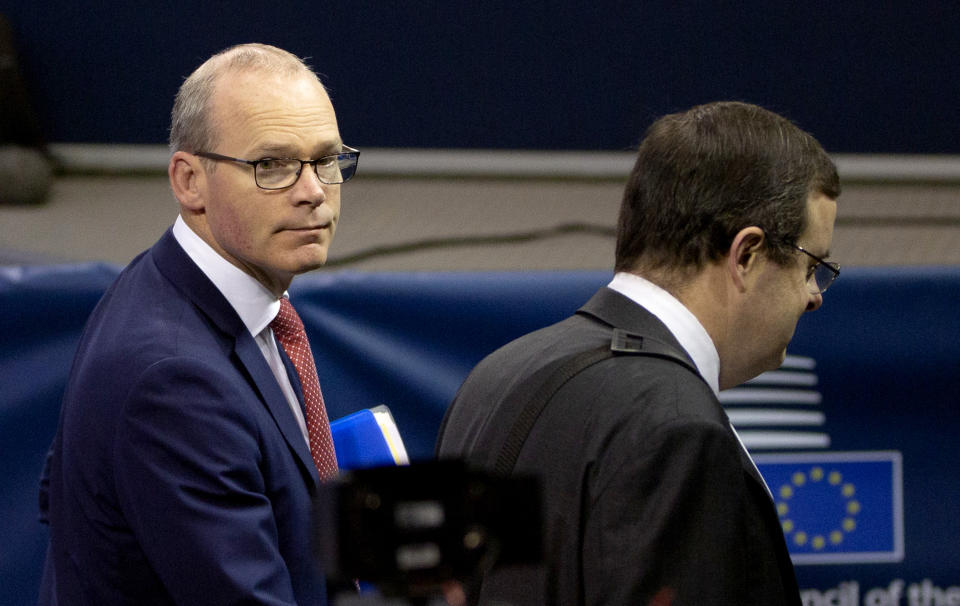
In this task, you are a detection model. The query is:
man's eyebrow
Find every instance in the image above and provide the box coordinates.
[252,144,299,158]
[315,140,344,156]
[253,141,344,158]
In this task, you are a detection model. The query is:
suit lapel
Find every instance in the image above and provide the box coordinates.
[150,228,320,487]
[729,424,774,500]
[233,336,319,486]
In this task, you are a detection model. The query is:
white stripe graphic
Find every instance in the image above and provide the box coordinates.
[746,370,819,387]
[781,355,816,370]
[739,431,831,450]
[719,388,823,405]
[728,409,826,427]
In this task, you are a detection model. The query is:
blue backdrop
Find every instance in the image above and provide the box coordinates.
[2,265,959,604]
[3,2,960,153]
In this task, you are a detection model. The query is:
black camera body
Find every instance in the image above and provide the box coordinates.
[316,459,541,598]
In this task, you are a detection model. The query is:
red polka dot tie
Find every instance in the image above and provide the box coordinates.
[270,298,338,479]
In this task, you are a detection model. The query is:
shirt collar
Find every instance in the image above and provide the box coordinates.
[172,215,281,337]
[608,272,720,396]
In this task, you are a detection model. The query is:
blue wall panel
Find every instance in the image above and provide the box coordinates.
[2,265,958,603]
[2,2,959,153]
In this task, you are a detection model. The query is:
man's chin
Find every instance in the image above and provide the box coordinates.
[292,259,328,275]
[759,348,789,375]
[754,349,789,380]
[287,243,332,272]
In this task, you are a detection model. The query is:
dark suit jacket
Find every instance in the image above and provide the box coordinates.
[40,229,327,605]
[436,288,800,606]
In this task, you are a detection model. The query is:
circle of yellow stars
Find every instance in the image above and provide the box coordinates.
[776,466,860,550]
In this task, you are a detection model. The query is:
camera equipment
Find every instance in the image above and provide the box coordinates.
[316,459,541,601]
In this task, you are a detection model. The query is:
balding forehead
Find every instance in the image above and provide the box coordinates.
[206,68,339,156]
[212,69,330,111]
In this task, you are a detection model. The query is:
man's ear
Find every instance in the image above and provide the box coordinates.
[169,151,206,212]
[726,226,766,292]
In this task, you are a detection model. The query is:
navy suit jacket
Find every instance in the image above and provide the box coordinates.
[40,228,327,605]
[437,288,800,605]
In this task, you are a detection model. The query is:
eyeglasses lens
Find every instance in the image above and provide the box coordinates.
[334,154,358,182]
[255,154,359,189]
[813,264,837,294]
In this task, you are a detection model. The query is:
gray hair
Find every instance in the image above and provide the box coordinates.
[168,43,321,154]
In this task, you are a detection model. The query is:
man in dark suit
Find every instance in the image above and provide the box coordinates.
[39,44,360,605]
[436,101,841,605]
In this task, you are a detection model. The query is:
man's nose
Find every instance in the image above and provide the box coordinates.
[806,291,823,312]
[291,164,328,206]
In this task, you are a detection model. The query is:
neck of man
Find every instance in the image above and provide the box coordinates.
[636,262,747,390]
[180,210,293,298]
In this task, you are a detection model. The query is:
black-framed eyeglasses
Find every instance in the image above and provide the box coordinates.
[788,243,840,295]
[194,146,360,189]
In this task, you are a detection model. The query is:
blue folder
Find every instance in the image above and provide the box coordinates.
[330,405,410,471]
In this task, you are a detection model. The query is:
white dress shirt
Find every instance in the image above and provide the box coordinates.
[172,216,311,447]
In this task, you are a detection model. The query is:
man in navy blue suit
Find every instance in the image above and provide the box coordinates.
[39,43,360,605]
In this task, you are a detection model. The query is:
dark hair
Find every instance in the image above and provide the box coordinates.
[614,101,840,276]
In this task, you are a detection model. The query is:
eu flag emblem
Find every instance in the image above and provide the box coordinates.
[754,451,903,564]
